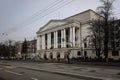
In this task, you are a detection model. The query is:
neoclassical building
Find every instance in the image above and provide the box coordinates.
[36,9,101,60]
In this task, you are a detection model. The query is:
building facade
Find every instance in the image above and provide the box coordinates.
[27,39,37,54]
[108,20,120,60]
[15,39,37,59]
[37,9,120,61]
[36,9,101,60]
[15,41,23,59]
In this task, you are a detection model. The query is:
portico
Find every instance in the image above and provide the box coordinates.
[38,26,77,49]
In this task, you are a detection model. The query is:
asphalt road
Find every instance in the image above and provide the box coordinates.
[0,60,120,80]
[0,65,83,80]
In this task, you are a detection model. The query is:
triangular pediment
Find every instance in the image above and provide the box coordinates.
[37,20,69,33]
[37,9,102,34]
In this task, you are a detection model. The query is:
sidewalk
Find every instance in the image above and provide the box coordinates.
[1,60,120,80]
[12,59,120,67]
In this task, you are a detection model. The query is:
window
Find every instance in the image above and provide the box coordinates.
[84,43,87,48]
[66,44,70,48]
[50,52,53,59]
[77,51,81,56]
[51,32,54,46]
[57,52,60,59]
[45,34,47,49]
[112,51,119,56]
[116,42,119,47]
[66,28,70,42]
[50,46,53,49]
[44,53,47,60]
[58,45,61,48]
[84,51,87,57]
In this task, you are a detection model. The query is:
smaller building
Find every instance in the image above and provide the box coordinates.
[15,41,23,59]
[108,20,120,60]
[27,39,37,54]
[15,39,37,59]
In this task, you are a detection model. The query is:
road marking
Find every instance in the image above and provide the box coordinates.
[31,77,38,80]
[5,70,22,76]
[4,66,14,69]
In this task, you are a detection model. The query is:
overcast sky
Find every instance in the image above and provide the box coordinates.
[0,0,120,42]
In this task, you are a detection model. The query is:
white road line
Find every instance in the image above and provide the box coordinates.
[31,77,38,80]
[5,70,22,76]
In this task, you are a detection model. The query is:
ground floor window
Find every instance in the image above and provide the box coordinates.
[84,51,87,57]
[57,52,60,62]
[112,51,119,56]
[57,52,60,59]
[44,53,47,60]
[84,43,87,48]
[50,52,53,59]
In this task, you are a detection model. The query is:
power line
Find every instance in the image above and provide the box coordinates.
[28,0,63,19]
[6,0,64,33]
[6,0,74,34]
[3,0,74,41]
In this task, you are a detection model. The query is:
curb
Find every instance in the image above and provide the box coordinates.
[19,66,103,80]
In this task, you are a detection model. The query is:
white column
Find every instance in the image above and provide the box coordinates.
[78,27,81,47]
[56,31,58,48]
[54,32,56,48]
[61,30,64,48]
[72,27,75,47]
[63,29,66,47]
[42,35,45,49]
[37,36,40,50]
[40,36,42,49]
[47,33,51,49]
[70,27,73,47]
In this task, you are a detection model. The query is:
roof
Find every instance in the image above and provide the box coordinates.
[36,19,72,33]
[37,9,101,34]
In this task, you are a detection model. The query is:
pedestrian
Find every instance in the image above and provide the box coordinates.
[67,52,70,63]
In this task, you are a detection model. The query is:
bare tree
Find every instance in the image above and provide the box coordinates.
[94,0,115,62]
[0,40,17,59]
[89,19,103,60]
[89,0,120,62]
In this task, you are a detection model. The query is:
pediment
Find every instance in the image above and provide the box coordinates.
[38,20,69,33]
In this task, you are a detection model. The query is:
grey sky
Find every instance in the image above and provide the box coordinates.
[0,0,120,42]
